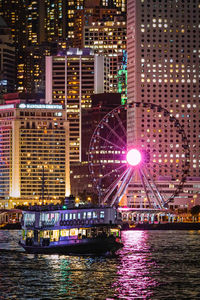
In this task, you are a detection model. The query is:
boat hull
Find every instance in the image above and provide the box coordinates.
[19,237,123,255]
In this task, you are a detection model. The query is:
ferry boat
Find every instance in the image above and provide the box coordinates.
[19,200,123,255]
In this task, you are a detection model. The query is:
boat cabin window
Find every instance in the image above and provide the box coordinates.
[83,212,87,219]
[24,213,35,225]
[77,213,81,219]
[69,213,72,220]
[93,211,97,218]
[42,230,50,238]
[40,212,59,225]
[60,229,69,237]
[50,230,59,242]
[27,230,33,238]
[87,212,92,219]
[100,211,105,219]
[64,213,68,220]
[73,213,76,220]
[69,228,78,236]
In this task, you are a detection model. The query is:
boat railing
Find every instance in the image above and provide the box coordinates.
[25,222,35,228]
[40,220,57,227]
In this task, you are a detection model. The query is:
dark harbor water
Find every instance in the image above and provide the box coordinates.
[0,230,200,299]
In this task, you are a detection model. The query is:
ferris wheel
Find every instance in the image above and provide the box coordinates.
[88,101,190,209]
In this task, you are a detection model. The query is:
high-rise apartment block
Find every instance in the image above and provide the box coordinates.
[45,48,105,163]
[0,101,70,209]
[100,0,126,13]
[126,0,200,206]
[0,0,127,94]
[84,19,126,92]
[0,1,68,93]
[0,17,15,94]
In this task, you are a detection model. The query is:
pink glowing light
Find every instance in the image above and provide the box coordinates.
[126,149,142,166]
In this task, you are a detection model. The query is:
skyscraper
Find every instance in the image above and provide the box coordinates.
[84,18,126,92]
[45,48,105,163]
[0,100,70,208]
[100,0,126,13]
[126,0,200,206]
[0,17,15,94]
[0,0,68,93]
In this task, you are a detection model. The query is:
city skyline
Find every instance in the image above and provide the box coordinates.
[0,0,199,210]
[0,2,200,298]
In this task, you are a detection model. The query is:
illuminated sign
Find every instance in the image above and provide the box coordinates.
[18,104,63,110]
[0,104,15,110]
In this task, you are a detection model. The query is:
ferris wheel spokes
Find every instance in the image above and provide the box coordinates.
[96,135,125,151]
[110,167,135,207]
[88,103,190,209]
[115,113,127,136]
[101,167,129,205]
[100,164,127,180]
[140,166,164,209]
[138,168,152,208]
[102,122,126,147]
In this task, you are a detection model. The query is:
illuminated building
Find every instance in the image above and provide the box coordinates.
[71,93,122,196]
[39,0,67,44]
[126,0,200,206]
[84,19,126,92]
[66,0,126,47]
[100,0,126,13]
[0,17,15,94]
[127,177,200,211]
[0,1,126,94]
[0,0,67,93]
[0,101,70,209]
[45,48,105,163]
[73,5,122,48]
[66,0,84,45]
[117,50,127,104]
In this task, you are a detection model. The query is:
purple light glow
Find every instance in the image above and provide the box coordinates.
[112,230,158,298]
[126,149,142,166]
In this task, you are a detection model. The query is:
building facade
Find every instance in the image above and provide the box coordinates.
[0,17,15,94]
[45,48,105,163]
[126,0,200,207]
[84,19,126,92]
[0,0,68,93]
[70,92,122,197]
[0,102,70,209]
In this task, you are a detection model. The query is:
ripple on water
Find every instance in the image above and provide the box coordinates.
[0,230,200,299]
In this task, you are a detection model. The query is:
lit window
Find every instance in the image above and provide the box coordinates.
[100,211,105,218]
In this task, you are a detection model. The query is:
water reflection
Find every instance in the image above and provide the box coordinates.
[113,230,158,298]
[43,254,118,299]
[1,230,200,299]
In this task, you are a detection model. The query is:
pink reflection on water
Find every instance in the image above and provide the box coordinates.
[113,230,158,298]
